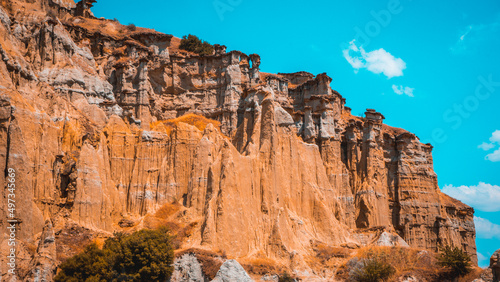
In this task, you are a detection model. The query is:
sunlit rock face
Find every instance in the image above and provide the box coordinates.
[0,0,476,280]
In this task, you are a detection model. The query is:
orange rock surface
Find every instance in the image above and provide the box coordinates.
[0,0,476,280]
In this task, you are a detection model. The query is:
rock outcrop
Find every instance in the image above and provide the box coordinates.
[171,254,209,282]
[492,249,500,282]
[26,220,57,281]
[0,0,477,280]
[212,260,253,282]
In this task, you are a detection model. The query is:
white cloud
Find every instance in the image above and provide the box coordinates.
[343,40,406,79]
[392,85,414,97]
[486,148,500,162]
[474,216,500,240]
[442,182,500,212]
[489,130,500,143]
[478,142,495,151]
[479,130,500,161]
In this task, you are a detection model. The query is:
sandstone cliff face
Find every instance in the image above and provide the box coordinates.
[0,0,476,280]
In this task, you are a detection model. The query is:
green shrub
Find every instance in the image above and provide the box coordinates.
[437,245,472,277]
[54,228,174,282]
[351,257,395,282]
[179,34,214,56]
[53,244,112,282]
[127,23,137,31]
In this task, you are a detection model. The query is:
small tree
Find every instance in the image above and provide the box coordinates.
[179,34,214,56]
[127,23,137,31]
[437,245,472,277]
[106,228,174,280]
[55,228,174,282]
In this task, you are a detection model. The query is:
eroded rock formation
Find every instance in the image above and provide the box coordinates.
[492,249,500,282]
[0,0,476,280]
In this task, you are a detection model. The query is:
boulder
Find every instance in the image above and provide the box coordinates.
[212,260,252,282]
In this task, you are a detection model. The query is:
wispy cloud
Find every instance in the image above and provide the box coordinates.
[477,251,490,268]
[459,25,473,41]
[478,130,500,162]
[343,40,406,79]
[442,182,500,212]
[478,142,495,151]
[477,252,487,262]
[392,85,414,97]
[451,17,500,54]
[474,216,500,240]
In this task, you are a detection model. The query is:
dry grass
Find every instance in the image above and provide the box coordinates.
[336,246,443,281]
[64,16,160,40]
[170,222,198,249]
[91,238,106,249]
[240,256,286,276]
[55,224,96,262]
[456,266,483,282]
[311,241,352,262]
[303,241,353,274]
[151,113,221,135]
[155,203,182,219]
[141,202,198,249]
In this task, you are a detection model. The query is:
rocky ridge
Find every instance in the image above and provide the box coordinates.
[0,0,476,280]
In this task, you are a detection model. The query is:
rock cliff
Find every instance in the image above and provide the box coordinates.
[0,0,476,280]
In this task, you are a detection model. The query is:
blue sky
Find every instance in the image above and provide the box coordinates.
[92,0,500,267]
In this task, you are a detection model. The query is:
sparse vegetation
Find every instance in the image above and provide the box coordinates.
[279,271,296,282]
[336,246,439,281]
[437,245,472,278]
[154,202,181,219]
[179,34,214,55]
[127,23,137,31]
[54,228,174,282]
[351,257,395,282]
[311,241,351,262]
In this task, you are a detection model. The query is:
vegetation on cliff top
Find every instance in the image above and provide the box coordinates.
[179,34,214,55]
[54,228,174,282]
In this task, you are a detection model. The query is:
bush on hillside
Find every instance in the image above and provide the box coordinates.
[127,23,137,31]
[53,244,112,282]
[54,228,174,282]
[179,34,214,55]
[437,245,472,278]
[350,257,395,282]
